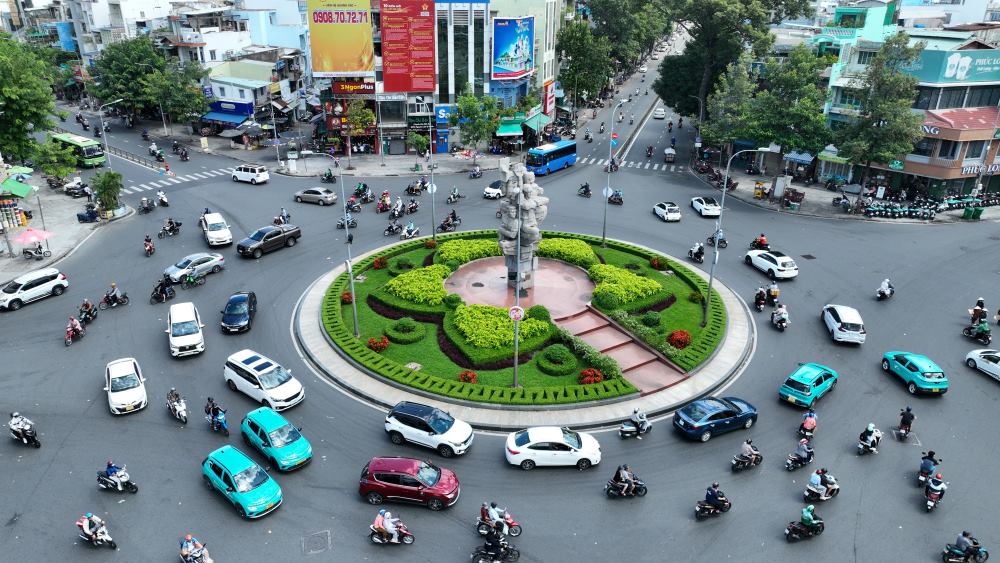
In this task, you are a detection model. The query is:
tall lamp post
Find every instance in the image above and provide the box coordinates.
[428,124,437,242]
[319,152,360,338]
[601,99,625,247]
[701,145,777,327]
[98,98,124,171]
[688,94,705,125]
[136,63,170,137]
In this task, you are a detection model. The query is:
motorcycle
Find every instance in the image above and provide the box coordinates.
[618,418,651,439]
[336,216,358,229]
[608,194,624,206]
[179,152,190,162]
[731,449,763,472]
[142,131,150,141]
[158,193,170,207]
[369,522,414,545]
[181,544,212,563]
[578,184,592,198]
[753,294,766,312]
[158,222,182,238]
[390,206,405,219]
[749,240,771,251]
[804,475,840,501]
[96,466,138,494]
[771,311,789,332]
[406,201,420,214]
[9,422,40,447]
[471,538,519,563]
[694,497,731,520]
[320,173,337,184]
[345,200,362,213]
[476,511,523,536]
[207,411,229,437]
[785,452,813,471]
[405,182,423,196]
[942,539,989,562]
[79,306,98,325]
[785,520,824,542]
[376,200,391,214]
[437,220,460,233]
[138,198,156,214]
[65,325,86,346]
[706,235,728,249]
[359,191,376,204]
[22,246,52,260]
[605,477,648,498]
[172,144,181,154]
[688,245,705,264]
[446,192,465,204]
[77,521,116,550]
[584,132,593,143]
[646,147,653,158]
[99,292,130,310]
[925,485,947,512]
[962,325,992,345]
[144,241,155,257]
[150,285,176,304]
[384,222,403,237]
[857,429,883,455]
[469,169,483,179]
[400,227,420,240]
[168,397,188,424]
[876,286,894,300]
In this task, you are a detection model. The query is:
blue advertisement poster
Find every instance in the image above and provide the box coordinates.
[492,17,535,80]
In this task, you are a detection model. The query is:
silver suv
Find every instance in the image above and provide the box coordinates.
[0,268,69,311]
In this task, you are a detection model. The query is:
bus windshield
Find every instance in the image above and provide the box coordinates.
[526,153,547,167]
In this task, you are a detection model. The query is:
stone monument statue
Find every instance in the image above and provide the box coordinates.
[496,158,549,291]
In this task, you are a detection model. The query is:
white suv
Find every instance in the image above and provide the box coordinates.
[232,164,269,185]
[200,212,232,246]
[821,304,866,344]
[0,268,68,311]
[384,401,475,458]
[223,349,304,411]
[167,302,205,357]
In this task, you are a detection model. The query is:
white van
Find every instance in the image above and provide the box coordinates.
[232,164,269,185]
[200,212,232,246]
[167,302,205,357]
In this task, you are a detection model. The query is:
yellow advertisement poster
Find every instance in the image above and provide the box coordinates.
[309,0,375,77]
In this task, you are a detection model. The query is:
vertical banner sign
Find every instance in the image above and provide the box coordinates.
[492,17,535,79]
[381,0,436,92]
[308,0,375,78]
[542,79,555,116]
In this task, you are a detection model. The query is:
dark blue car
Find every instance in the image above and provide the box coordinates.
[220,291,257,333]
[673,396,757,442]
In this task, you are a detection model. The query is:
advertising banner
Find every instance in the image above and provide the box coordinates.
[381,0,436,92]
[906,49,1000,84]
[332,80,376,94]
[542,79,555,116]
[492,17,535,80]
[308,0,375,78]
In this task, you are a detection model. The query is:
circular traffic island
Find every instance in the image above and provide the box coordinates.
[319,230,730,408]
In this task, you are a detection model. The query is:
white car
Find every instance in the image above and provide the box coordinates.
[639,65,648,73]
[223,349,304,411]
[384,401,474,458]
[483,180,503,199]
[965,349,1000,382]
[691,196,722,217]
[200,212,232,246]
[651,52,659,60]
[504,426,601,470]
[744,250,799,280]
[821,304,866,344]
[167,302,205,357]
[652,108,666,119]
[653,201,681,222]
[104,358,148,415]
[0,268,68,311]
[232,164,269,185]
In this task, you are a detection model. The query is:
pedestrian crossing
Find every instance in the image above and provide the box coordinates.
[576,157,685,173]
[121,167,232,194]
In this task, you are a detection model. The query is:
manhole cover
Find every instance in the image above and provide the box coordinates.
[801,254,816,260]
[472,282,485,287]
[302,530,331,555]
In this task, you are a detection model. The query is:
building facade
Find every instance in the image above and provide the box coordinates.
[67,0,171,65]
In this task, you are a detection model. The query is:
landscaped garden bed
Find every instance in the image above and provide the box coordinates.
[321,230,726,405]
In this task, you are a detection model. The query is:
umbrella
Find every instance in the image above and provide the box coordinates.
[13,227,53,245]
[7,166,34,175]
[218,129,243,138]
[244,126,263,137]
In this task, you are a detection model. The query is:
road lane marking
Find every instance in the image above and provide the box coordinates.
[192,173,209,179]
[670,165,676,172]
[644,162,650,169]
[167,178,182,184]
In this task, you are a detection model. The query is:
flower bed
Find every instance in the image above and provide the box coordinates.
[453,304,550,347]
[383,264,451,305]
[588,264,663,310]
[435,239,502,265]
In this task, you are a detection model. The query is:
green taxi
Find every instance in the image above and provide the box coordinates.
[202,445,282,518]
[777,363,839,407]
[241,407,313,471]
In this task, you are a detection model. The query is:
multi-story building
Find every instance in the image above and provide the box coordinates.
[66,0,171,65]
[491,0,561,99]
[897,0,989,27]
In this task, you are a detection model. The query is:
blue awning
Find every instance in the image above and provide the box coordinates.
[201,111,248,125]
[784,151,814,165]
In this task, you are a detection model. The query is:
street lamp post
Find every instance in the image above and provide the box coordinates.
[701,146,777,327]
[99,98,124,172]
[688,94,705,125]
[602,100,625,247]
[428,124,437,242]
[269,102,282,168]
[336,161,361,338]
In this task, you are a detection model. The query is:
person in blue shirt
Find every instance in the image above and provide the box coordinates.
[105,459,123,490]
[180,534,206,562]
[705,482,727,509]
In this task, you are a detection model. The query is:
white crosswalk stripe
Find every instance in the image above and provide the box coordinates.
[121,188,134,194]
[135,184,149,191]
[670,165,676,172]
[174,176,191,182]
[206,170,227,176]
[166,178,182,184]
[644,162,650,169]
[653,164,660,170]
[142,185,154,191]
[192,173,209,179]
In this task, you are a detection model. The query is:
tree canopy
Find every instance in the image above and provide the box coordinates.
[0,34,58,161]
[449,88,502,165]
[589,0,669,68]
[699,50,757,147]
[557,21,614,105]
[140,62,211,131]
[90,38,167,112]
[32,136,78,179]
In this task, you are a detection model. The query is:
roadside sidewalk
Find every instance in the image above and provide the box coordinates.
[293,238,754,431]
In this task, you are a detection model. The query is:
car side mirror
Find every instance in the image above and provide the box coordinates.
[226,486,235,492]
[103,386,109,391]
[141,377,146,382]
[220,310,225,314]
[165,329,170,333]
[199,323,205,328]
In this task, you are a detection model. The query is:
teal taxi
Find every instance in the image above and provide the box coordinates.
[201,445,282,518]
[778,363,839,407]
[240,407,313,471]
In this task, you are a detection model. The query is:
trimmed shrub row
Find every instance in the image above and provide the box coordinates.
[537,238,599,268]
[453,304,550,348]
[384,317,426,344]
[435,239,502,265]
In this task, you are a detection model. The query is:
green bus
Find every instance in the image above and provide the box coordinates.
[53,132,107,167]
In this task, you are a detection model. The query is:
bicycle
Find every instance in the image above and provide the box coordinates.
[180,274,206,290]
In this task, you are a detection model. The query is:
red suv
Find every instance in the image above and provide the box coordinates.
[359,457,460,511]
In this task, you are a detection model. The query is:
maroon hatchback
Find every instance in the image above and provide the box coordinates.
[359,457,460,511]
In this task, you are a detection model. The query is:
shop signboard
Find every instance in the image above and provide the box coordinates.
[436,104,454,125]
[542,80,556,116]
[888,159,905,170]
[308,0,375,78]
[905,49,1000,84]
[381,0,436,93]
[332,80,376,94]
[492,17,535,79]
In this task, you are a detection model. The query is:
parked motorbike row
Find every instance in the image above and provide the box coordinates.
[693,160,739,192]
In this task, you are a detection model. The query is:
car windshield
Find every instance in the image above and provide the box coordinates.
[268,423,302,448]
[841,322,863,331]
[514,430,530,446]
[110,374,140,392]
[561,429,582,449]
[415,461,441,486]
[258,365,293,390]
[526,154,546,167]
[922,371,945,380]
[174,258,193,269]
[225,301,248,315]
[684,402,711,421]
[783,378,811,392]
[82,146,104,157]
[2,281,23,294]
[427,409,455,434]
[233,464,269,493]
[702,197,718,206]
[248,230,266,242]
[208,222,227,232]
[171,320,200,337]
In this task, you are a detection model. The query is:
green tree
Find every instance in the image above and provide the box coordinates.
[557,21,614,108]
[449,89,502,166]
[748,45,831,156]
[32,137,78,180]
[91,38,166,113]
[344,100,375,168]
[837,32,925,185]
[140,62,211,134]
[0,35,58,161]
[700,50,757,147]
[407,131,429,164]
[653,32,742,118]
[590,0,667,67]
[91,170,123,211]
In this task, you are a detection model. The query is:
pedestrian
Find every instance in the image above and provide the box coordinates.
[163,162,171,175]
[425,151,431,163]
[83,185,93,203]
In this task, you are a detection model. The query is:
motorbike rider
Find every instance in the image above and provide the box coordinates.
[80,298,95,321]
[800,409,818,434]
[740,439,759,463]
[756,233,768,248]
[646,145,654,157]
[630,408,649,436]
[955,531,977,562]
[580,183,591,196]
[618,464,635,496]
[971,304,987,325]
[157,189,168,204]
[451,185,460,200]
[795,438,814,464]
[900,406,915,433]
[926,472,947,501]
[180,534,205,562]
[164,217,178,235]
[80,513,104,542]
[148,141,158,155]
[106,282,122,306]
[105,459,123,491]
[205,397,224,423]
[879,278,894,297]
[407,198,419,212]
[810,468,834,498]
[800,505,821,532]
[691,242,705,261]
[859,423,880,452]
[382,511,400,543]
[678,117,684,128]
[971,317,991,339]
[372,509,388,540]
[167,387,181,410]
[487,502,505,529]
[772,302,789,326]
[405,220,416,236]
[67,315,83,339]
[483,527,506,558]
[172,140,180,153]
[754,287,766,309]
[585,127,592,139]
[670,136,677,148]
[921,451,941,474]
[448,209,458,224]
[322,168,335,181]
[143,234,154,254]
[705,482,727,510]
[179,147,189,160]
[599,122,605,134]
[611,189,623,203]
[8,412,31,441]
[441,214,454,230]
[394,196,403,213]
[766,280,780,306]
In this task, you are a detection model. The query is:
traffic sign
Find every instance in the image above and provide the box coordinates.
[611,133,619,139]
[508,306,525,321]
[602,186,614,198]
[427,183,438,194]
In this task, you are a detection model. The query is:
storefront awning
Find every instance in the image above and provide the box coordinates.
[784,151,814,165]
[496,120,524,137]
[818,150,849,164]
[522,113,552,133]
[201,111,248,125]
[1,177,33,198]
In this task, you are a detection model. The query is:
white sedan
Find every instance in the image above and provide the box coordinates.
[483,180,503,199]
[504,426,601,470]
[691,196,722,217]
[652,108,666,119]
[104,358,148,415]
[744,250,799,280]
[965,349,1000,382]
[639,65,648,73]
[653,201,682,222]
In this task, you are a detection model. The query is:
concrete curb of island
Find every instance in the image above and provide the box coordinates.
[290,235,756,431]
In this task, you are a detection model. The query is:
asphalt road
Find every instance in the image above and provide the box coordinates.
[5,79,1000,562]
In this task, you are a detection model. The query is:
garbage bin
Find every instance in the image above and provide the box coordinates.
[972,207,985,220]
[962,207,975,220]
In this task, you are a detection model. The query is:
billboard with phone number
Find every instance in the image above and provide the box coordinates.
[308,0,375,77]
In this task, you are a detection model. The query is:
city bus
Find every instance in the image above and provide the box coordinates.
[526,140,577,175]
[52,132,106,167]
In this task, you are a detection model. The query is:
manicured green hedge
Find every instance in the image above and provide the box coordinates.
[453,304,549,347]
[384,317,426,344]
[442,308,553,366]
[537,238,598,268]
[535,344,579,375]
[588,263,662,309]
[384,264,451,305]
[554,327,623,380]
[436,239,501,265]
